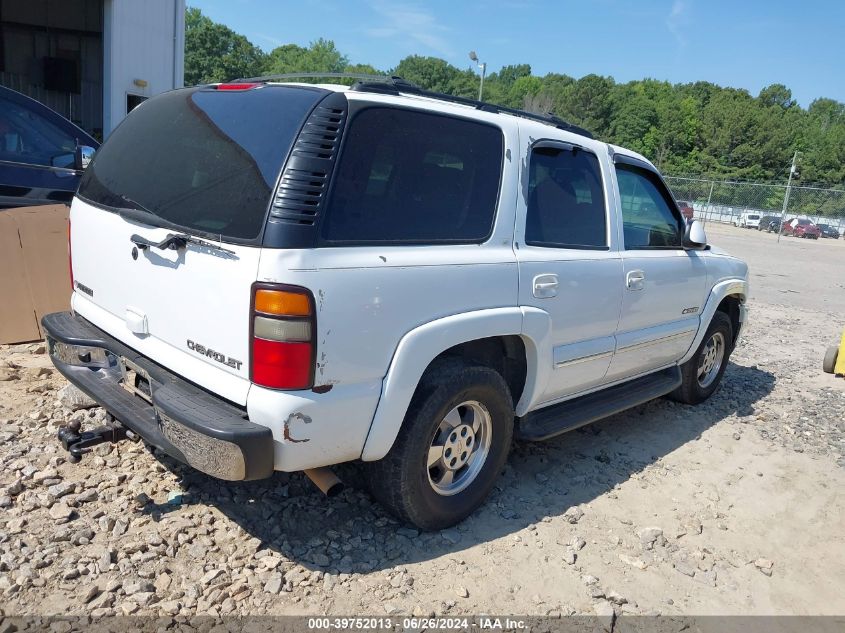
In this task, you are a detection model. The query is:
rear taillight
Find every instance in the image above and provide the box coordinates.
[250,284,315,390]
[68,219,74,290]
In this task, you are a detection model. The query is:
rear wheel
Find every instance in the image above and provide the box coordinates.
[823,345,839,374]
[670,312,733,405]
[365,359,514,530]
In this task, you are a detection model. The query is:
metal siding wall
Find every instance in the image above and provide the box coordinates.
[103,0,184,136]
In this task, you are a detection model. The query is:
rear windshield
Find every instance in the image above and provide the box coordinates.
[747,214,760,219]
[77,85,324,241]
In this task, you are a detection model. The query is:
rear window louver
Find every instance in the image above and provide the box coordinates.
[270,95,348,227]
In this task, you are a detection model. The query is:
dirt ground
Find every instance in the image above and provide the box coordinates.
[0,223,843,620]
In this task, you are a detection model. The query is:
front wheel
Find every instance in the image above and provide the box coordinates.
[365,359,514,530]
[670,312,733,405]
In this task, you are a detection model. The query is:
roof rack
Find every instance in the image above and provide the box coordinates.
[234,71,394,83]
[350,77,593,139]
[232,73,593,139]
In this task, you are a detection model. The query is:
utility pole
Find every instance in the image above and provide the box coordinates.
[777,151,799,244]
[468,51,487,101]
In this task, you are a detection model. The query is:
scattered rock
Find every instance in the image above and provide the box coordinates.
[754,558,774,576]
[264,573,283,594]
[58,384,97,410]
[564,506,585,524]
[619,554,649,570]
[673,561,697,577]
[48,503,74,522]
[455,586,469,598]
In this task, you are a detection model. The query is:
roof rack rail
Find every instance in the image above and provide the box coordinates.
[231,73,593,139]
[233,72,396,83]
[350,77,593,139]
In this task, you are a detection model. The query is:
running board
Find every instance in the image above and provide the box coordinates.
[516,366,682,442]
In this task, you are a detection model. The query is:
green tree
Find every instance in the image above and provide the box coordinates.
[263,39,348,75]
[184,7,266,85]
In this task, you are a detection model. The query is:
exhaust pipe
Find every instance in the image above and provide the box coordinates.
[303,467,344,497]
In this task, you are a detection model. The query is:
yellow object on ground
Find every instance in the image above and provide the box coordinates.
[836,329,845,376]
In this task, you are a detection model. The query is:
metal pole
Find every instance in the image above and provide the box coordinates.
[478,63,486,101]
[777,151,798,244]
[703,180,715,226]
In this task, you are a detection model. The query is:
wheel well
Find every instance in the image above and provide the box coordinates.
[716,295,742,346]
[434,336,527,406]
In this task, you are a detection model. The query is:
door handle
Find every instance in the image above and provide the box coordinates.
[626,270,645,291]
[533,274,559,298]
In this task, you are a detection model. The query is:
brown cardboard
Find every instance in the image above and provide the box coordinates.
[0,204,71,344]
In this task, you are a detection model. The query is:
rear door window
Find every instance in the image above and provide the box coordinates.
[77,85,324,241]
[321,107,503,244]
[525,145,607,249]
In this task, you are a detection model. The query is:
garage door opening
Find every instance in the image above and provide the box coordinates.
[0,0,104,139]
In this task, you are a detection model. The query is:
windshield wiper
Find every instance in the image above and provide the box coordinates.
[130,232,236,256]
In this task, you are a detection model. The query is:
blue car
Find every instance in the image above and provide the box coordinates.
[0,85,99,208]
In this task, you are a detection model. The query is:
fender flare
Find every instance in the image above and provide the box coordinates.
[360,307,551,461]
[678,278,748,364]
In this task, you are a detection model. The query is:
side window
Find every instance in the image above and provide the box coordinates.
[615,164,683,249]
[525,145,607,249]
[0,97,77,169]
[321,107,503,244]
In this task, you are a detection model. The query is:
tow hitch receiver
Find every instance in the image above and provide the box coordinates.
[57,417,135,462]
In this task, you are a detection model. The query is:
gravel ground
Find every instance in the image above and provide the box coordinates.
[0,224,844,620]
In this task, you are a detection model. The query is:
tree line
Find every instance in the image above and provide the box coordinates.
[185,7,845,189]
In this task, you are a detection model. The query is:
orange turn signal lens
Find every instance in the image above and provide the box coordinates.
[254,289,311,316]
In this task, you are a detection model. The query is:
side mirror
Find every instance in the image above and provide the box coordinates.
[74,145,95,170]
[683,219,707,250]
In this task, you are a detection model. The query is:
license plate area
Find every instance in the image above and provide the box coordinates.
[119,357,153,404]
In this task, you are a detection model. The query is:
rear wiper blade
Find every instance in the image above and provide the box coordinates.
[130,232,236,256]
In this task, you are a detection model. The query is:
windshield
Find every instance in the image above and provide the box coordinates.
[797,219,812,226]
[77,85,325,241]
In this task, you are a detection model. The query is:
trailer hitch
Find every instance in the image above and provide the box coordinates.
[57,417,137,462]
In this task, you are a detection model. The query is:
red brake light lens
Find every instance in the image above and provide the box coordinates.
[216,82,262,90]
[251,339,312,390]
[249,284,315,390]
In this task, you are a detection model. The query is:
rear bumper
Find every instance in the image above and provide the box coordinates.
[42,311,273,481]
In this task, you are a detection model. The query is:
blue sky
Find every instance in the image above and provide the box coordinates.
[190,0,845,106]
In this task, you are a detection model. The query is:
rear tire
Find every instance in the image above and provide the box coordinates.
[823,345,839,374]
[670,312,733,405]
[364,359,514,530]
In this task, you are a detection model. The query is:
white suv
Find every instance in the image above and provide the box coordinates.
[734,212,761,229]
[44,77,748,530]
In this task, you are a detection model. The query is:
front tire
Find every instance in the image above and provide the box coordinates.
[670,312,733,405]
[365,359,514,530]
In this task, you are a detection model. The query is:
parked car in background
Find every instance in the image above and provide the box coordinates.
[758,215,777,231]
[781,218,821,239]
[816,224,842,239]
[733,212,761,229]
[0,85,98,208]
[676,199,695,221]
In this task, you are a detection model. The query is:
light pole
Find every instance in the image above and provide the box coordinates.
[776,151,800,244]
[468,51,486,101]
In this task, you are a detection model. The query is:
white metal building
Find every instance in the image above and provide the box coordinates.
[0,0,185,139]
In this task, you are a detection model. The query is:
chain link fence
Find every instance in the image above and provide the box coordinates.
[664,176,845,235]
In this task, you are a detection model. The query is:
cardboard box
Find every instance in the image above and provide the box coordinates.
[0,204,71,344]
